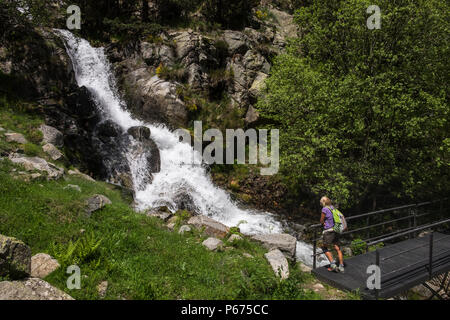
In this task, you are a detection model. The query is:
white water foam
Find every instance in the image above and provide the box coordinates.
[56,29,327,267]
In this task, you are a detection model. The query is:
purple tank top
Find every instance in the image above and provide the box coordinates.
[322,206,335,230]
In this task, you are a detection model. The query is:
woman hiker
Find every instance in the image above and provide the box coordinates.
[319,196,345,273]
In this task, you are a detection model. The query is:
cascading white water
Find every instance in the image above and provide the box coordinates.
[57,29,327,267]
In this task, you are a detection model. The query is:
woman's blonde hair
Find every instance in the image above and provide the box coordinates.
[320,196,332,207]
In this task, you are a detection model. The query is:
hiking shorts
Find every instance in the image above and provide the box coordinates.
[323,231,339,246]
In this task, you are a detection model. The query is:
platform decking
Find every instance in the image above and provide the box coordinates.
[312,232,450,299]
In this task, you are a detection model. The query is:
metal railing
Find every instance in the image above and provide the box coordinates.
[310,199,448,269]
[371,232,450,299]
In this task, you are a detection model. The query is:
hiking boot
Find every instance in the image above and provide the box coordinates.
[338,264,345,273]
[327,262,337,272]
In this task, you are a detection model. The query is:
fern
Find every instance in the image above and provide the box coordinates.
[50,232,103,268]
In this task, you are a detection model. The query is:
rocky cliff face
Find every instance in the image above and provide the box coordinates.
[106,4,299,129]
[1,2,298,213]
[0,15,160,191]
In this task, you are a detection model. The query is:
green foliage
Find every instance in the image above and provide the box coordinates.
[351,238,367,256]
[0,148,324,299]
[50,232,103,268]
[346,289,362,300]
[257,0,449,208]
[202,0,259,29]
[272,274,320,300]
[3,0,59,28]
[26,128,43,144]
[103,18,164,42]
[23,143,41,157]
[156,63,186,83]
[351,238,384,255]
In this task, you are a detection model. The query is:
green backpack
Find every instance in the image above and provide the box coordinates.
[327,206,348,234]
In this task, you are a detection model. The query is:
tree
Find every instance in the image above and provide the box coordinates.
[202,0,259,29]
[257,0,449,208]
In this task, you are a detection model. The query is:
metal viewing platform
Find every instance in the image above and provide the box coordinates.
[309,200,450,299]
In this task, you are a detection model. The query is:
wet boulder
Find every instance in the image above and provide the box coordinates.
[251,233,297,260]
[128,126,161,175]
[97,120,123,139]
[173,191,198,214]
[127,126,151,141]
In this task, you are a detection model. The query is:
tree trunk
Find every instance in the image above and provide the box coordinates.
[142,0,149,22]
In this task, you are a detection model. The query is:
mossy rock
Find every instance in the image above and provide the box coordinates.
[0,234,31,280]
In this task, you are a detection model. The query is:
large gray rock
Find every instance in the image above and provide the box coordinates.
[202,238,224,251]
[172,31,217,67]
[227,50,270,109]
[249,72,268,98]
[178,225,192,235]
[147,206,173,221]
[8,155,64,180]
[264,249,289,279]
[0,278,74,300]
[251,233,297,260]
[245,105,260,125]
[187,63,206,90]
[243,50,270,74]
[188,216,230,239]
[223,30,248,54]
[173,191,198,214]
[124,70,188,127]
[30,253,60,279]
[42,143,63,161]
[141,42,175,66]
[86,194,112,216]
[0,235,31,279]
[39,124,64,147]
[127,126,151,141]
[4,132,27,144]
[269,8,299,48]
[67,168,95,182]
[127,126,161,177]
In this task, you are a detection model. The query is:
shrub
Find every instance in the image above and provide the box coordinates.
[350,239,367,256]
[23,143,41,157]
[156,63,186,83]
[27,128,43,144]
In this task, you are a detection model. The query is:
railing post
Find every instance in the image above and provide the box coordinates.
[366,216,370,239]
[429,232,434,279]
[313,230,317,270]
[375,249,380,300]
[413,204,418,238]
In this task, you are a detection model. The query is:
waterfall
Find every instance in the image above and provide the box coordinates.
[56,29,327,267]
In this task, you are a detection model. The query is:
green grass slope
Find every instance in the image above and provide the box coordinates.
[0,104,323,300]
